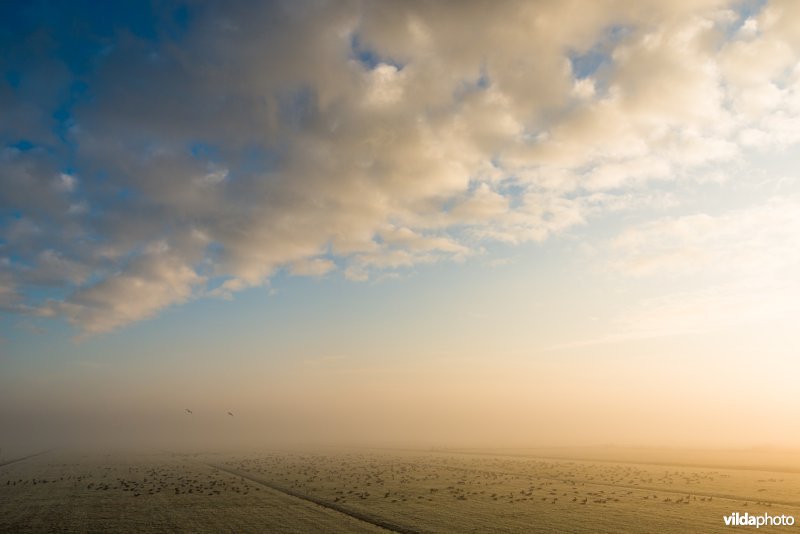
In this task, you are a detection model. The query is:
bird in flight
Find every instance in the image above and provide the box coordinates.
[185,409,193,414]
[227,411,234,417]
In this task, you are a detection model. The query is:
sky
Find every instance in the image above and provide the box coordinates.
[1,0,800,452]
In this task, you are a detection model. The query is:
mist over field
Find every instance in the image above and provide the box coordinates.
[4,338,800,462]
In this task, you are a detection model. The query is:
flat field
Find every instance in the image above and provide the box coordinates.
[2,448,800,533]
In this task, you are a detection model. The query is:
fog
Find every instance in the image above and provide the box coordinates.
[4,347,800,458]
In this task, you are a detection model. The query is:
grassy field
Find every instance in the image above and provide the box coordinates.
[2,448,800,532]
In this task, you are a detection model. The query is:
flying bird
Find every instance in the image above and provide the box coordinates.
[227,411,234,417]
[185,409,193,414]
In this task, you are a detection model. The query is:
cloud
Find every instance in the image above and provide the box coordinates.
[621,282,800,337]
[448,184,509,223]
[2,1,799,333]
[42,242,205,335]
[553,198,800,348]
[553,278,800,351]
[609,199,800,278]
[0,267,21,310]
[289,258,336,278]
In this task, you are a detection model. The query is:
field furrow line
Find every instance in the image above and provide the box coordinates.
[205,462,422,534]
[0,450,53,469]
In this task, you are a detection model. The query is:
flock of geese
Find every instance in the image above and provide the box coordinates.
[185,409,234,417]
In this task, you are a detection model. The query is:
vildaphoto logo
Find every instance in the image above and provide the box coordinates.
[724,512,795,528]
